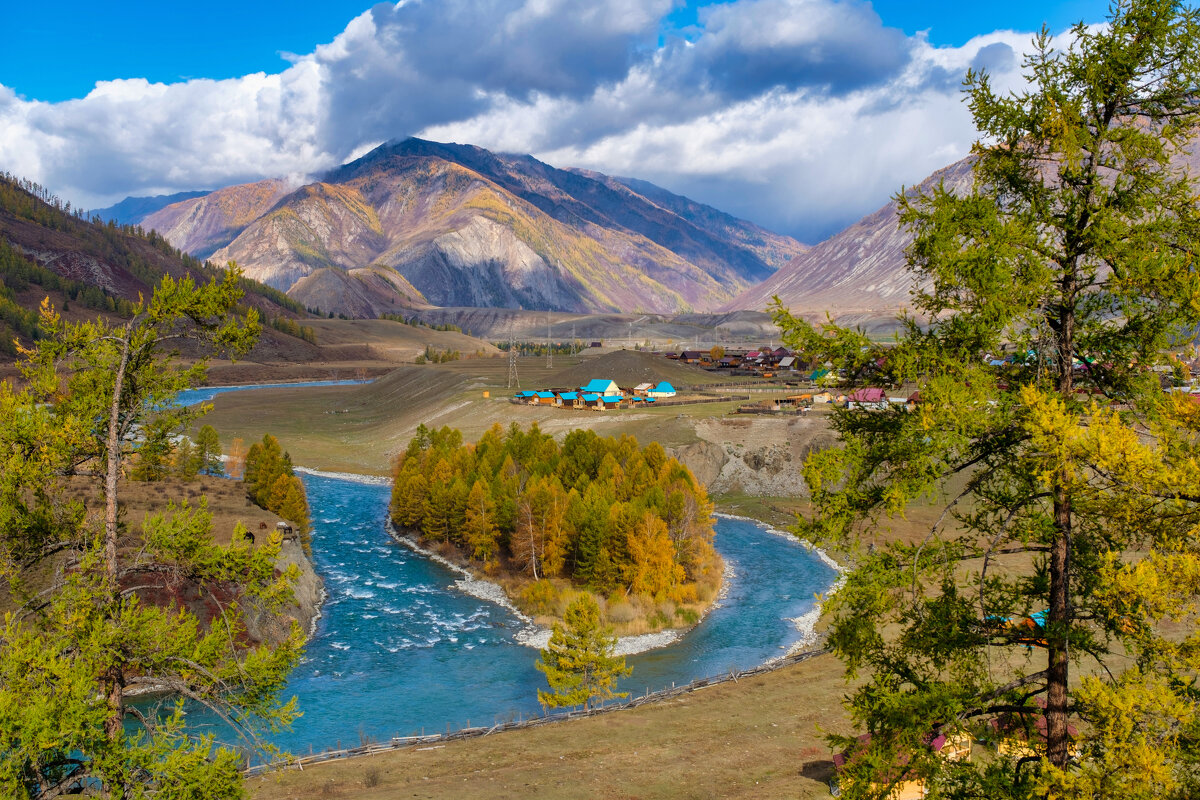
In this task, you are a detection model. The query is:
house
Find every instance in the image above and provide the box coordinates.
[679,350,704,363]
[648,381,676,398]
[581,392,603,408]
[778,355,797,371]
[987,698,1079,759]
[811,391,834,404]
[847,387,889,410]
[580,378,620,396]
[600,394,623,410]
[632,382,654,396]
[534,391,558,406]
[833,730,971,800]
[557,391,582,409]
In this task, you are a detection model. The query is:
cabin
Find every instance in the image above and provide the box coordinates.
[647,381,676,398]
[514,390,537,404]
[987,699,1079,759]
[832,729,971,800]
[600,394,624,410]
[534,391,558,406]
[679,350,705,364]
[847,387,889,410]
[557,391,582,409]
[581,392,603,409]
[632,382,654,396]
[778,355,797,371]
[581,378,621,397]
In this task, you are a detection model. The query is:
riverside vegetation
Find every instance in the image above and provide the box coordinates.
[390,423,722,635]
[0,268,304,798]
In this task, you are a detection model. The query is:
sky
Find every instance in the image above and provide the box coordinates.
[0,0,1110,243]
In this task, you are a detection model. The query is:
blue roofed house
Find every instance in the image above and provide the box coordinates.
[581,378,621,396]
[648,381,676,398]
[557,391,582,409]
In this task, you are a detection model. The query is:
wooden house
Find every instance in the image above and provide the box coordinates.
[534,391,558,406]
[557,391,582,409]
[647,381,676,398]
[581,378,620,396]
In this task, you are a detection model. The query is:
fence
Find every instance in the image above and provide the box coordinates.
[243,646,830,776]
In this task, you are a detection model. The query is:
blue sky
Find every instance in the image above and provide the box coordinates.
[0,1,1111,241]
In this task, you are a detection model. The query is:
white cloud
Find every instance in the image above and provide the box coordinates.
[0,0,1055,241]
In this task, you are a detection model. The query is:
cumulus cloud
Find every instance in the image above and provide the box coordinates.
[0,0,1055,242]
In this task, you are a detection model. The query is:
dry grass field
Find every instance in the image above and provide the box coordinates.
[248,652,855,800]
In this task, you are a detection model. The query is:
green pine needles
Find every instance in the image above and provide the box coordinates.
[536,594,631,711]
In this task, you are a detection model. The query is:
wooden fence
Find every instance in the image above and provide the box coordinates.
[243,646,830,776]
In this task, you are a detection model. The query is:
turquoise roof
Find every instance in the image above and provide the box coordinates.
[581,393,600,401]
[559,392,579,400]
[601,395,623,402]
[535,391,555,398]
[653,381,675,393]
[582,378,618,393]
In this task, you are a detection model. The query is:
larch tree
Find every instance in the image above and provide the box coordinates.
[194,424,223,476]
[773,2,1200,797]
[0,267,303,798]
[535,593,631,711]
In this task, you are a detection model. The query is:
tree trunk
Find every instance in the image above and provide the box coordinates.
[102,324,133,780]
[1045,282,1075,768]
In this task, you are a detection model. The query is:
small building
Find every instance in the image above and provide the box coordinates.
[847,387,889,410]
[534,391,558,406]
[600,394,623,410]
[581,392,603,409]
[581,378,620,396]
[648,381,677,398]
[557,391,582,409]
[632,382,654,396]
[679,350,704,363]
[778,355,796,371]
[833,730,971,800]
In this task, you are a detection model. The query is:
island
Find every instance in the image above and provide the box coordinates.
[389,422,723,637]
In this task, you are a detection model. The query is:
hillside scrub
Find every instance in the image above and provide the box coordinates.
[390,423,722,632]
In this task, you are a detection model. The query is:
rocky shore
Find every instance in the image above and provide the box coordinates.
[385,521,709,656]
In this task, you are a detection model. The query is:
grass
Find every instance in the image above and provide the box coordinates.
[248,652,855,800]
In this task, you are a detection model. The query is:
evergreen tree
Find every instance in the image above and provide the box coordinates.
[463,480,499,564]
[0,268,300,798]
[774,2,1200,795]
[536,594,631,711]
[194,423,223,476]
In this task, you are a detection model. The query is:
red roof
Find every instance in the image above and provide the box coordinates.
[848,387,887,403]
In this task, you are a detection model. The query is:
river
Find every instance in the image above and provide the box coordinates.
[233,473,839,755]
[175,382,838,754]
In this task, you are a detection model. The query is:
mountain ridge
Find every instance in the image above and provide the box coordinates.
[135,139,807,316]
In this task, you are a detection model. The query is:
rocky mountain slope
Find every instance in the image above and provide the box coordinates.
[137,139,806,316]
[0,175,320,363]
[724,157,975,316]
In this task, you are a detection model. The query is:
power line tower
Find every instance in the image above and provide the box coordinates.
[507,318,520,389]
[546,312,553,369]
[571,323,576,355]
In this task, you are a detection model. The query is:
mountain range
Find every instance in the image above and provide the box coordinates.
[120,139,806,317]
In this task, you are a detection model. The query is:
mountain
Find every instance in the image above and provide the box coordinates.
[137,139,806,316]
[90,190,209,226]
[723,158,975,316]
[141,180,292,260]
[0,175,320,362]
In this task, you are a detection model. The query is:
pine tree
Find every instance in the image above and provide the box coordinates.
[774,2,1200,795]
[0,267,300,797]
[536,594,631,711]
[194,423,223,476]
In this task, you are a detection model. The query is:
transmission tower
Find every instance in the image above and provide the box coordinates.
[507,318,520,389]
[571,323,576,355]
[546,312,553,369]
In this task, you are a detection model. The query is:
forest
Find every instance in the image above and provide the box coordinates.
[390,424,720,610]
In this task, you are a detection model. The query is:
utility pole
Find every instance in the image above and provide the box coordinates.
[507,318,520,389]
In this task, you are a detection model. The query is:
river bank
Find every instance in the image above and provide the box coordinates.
[385,522,693,656]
